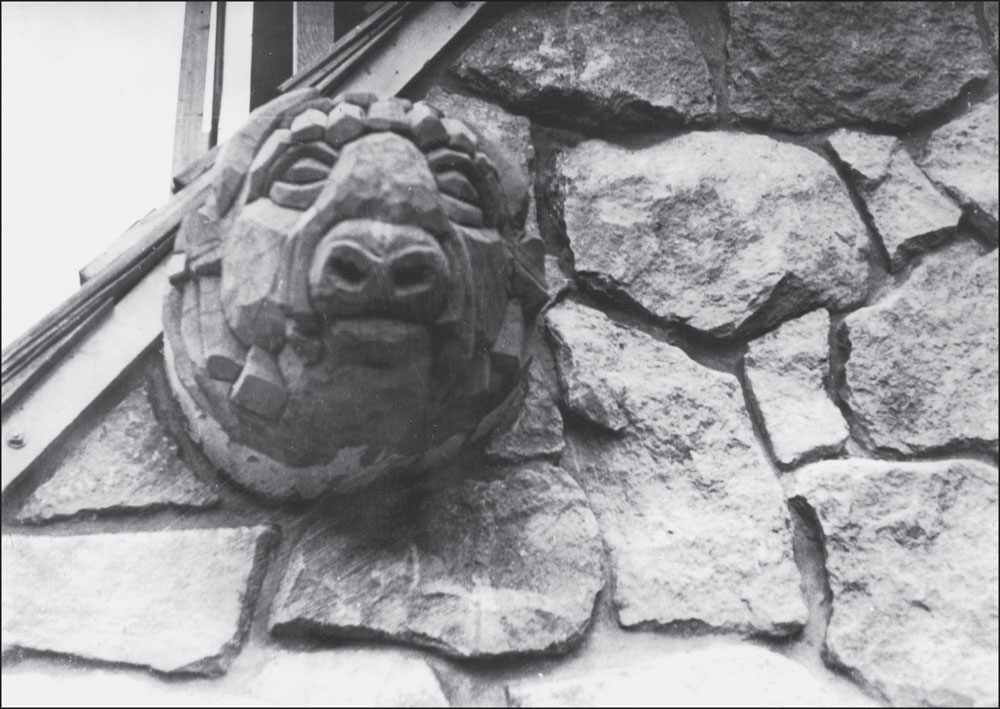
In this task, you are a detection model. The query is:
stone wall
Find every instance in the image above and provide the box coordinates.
[2,3,997,706]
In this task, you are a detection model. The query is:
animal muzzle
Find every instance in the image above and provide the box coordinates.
[308,219,450,324]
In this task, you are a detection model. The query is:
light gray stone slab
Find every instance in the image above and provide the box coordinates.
[558,132,869,338]
[920,95,999,241]
[2,526,276,676]
[507,644,875,708]
[548,300,807,636]
[826,130,961,269]
[840,241,998,457]
[16,387,219,523]
[792,458,999,707]
[744,309,848,469]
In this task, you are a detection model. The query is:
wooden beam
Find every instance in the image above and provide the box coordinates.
[295,2,338,72]
[171,2,213,178]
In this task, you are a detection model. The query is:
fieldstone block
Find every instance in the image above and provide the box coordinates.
[840,240,998,457]
[1,526,276,676]
[743,309,848,469]
[16,386,219,523]
[270,462,604,658]
[557,132,869,338]
[792,459,999,707]
[486,334,564,463]
[919,95,999,241]
[454,2,714,130]
[244,648,449,707]
[507,644,874,708]
[548,301,807,636]
[826,130,961,269]
[727,2,991,131]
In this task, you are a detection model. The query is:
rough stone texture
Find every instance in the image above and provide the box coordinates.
[16,387,219,523]
[548,301,806,635]
[727,2,991,132]
[826,130,961,269]
[544,255,572,301]
[1,648,449,707]
[425,87,539,240]
[919,95,999,239]
[792,459,999,707]
[270,462,604,658]
[485,336,564,463]
[507,644,872,708]
[1,526,276,676]
[744,309,849,469]
[243,648,449,706]
[840,241,998,457]
[987,1,999,64]
[557,133,869,338]
[453,2,714,131]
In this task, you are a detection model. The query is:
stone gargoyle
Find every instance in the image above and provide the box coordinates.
[163,89,547,500]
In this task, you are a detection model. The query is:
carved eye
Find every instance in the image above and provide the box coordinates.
[268,148,336,210]
[282,157,330,184]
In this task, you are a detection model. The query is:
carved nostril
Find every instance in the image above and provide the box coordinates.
[327,256,366,287]
[393,263,431,291]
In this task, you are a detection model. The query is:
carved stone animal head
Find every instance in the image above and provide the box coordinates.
[163,89,547,500]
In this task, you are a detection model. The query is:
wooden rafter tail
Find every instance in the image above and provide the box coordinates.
[279,2,412,92]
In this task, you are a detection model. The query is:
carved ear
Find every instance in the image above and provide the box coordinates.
[210,88,321,219]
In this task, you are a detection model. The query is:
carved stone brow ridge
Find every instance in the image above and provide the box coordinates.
[238,96,508,230]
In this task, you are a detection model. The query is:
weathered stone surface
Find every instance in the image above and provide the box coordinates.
[270,462,603,658]
[728,2,991,132]
[826,130,961,269]
[486,335,564,463]
[425,87,538,240]
[544,255,572,301]
[558,133,869,338]
[840,241,998,457]
[547,301,806,635]
[792,459,999,707]
[1,526,276,676]
[453,2,714,131]
[919,95,999,239]
[16,387,219,523]
[744,309,848,470]
[987,1,999,64]
[243,648,449,707]
[1,647,448,706]
[507,644,872,708]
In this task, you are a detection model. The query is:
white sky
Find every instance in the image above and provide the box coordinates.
[1,1,252,348]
